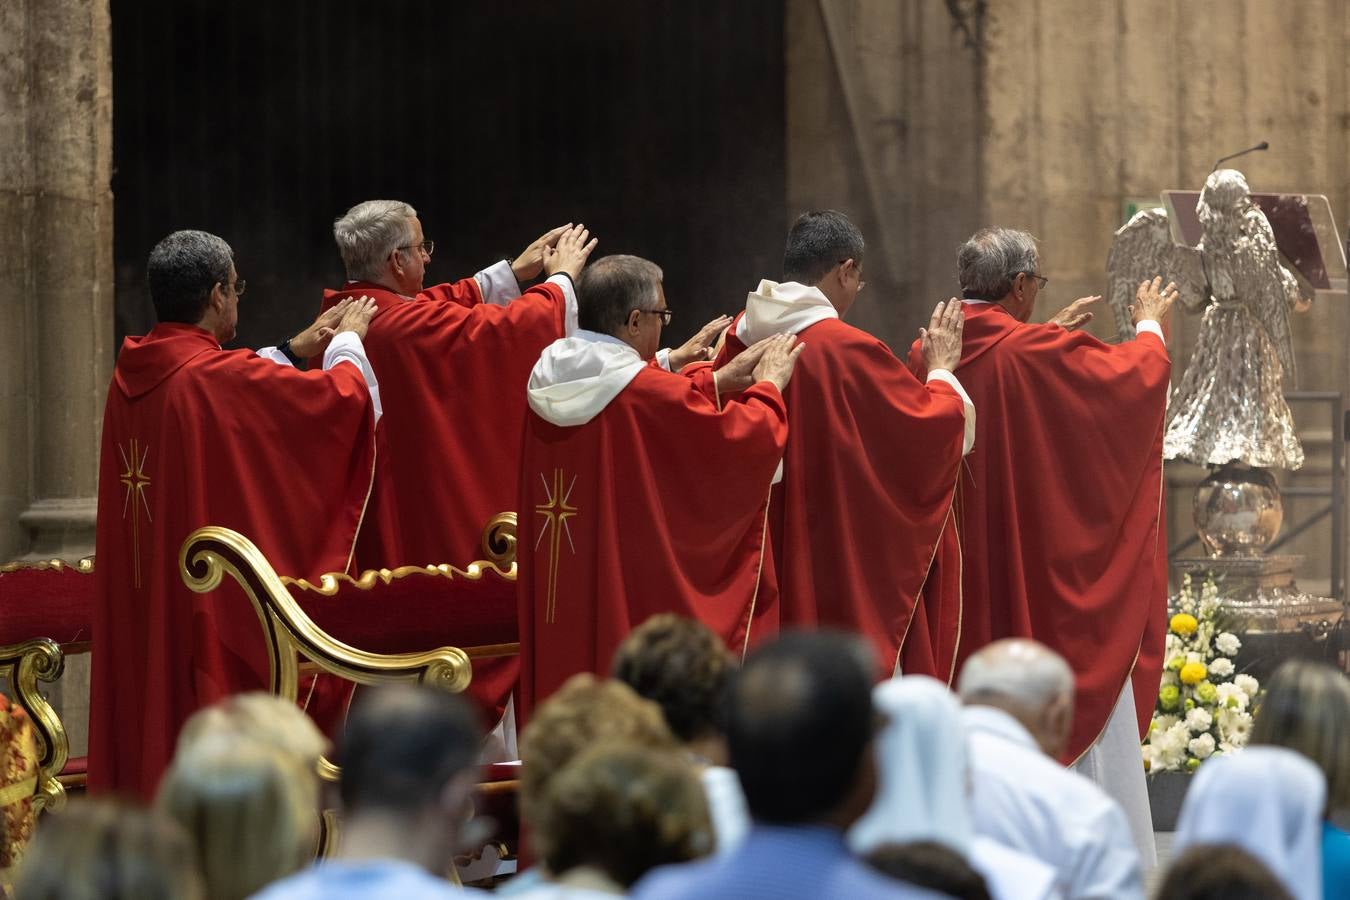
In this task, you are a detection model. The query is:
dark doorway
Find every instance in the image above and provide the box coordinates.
[112,1,787,352]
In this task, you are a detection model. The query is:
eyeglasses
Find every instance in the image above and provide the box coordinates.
[641,308,673,325]
[396,240,435,257]
[222,278,247,296]
[1015,271,1048,290]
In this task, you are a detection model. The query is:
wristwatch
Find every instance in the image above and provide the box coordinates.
[278,337,302,366]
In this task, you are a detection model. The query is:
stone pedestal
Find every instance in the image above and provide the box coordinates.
[1173,555,1344,681]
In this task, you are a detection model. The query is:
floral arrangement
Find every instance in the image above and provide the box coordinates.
[1142,572,1260,773]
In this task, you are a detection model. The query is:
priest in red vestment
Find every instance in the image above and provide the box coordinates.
[90,230,381,798]
[517,254,802,719]
[714,211,974,680]
[909,226,1176,865]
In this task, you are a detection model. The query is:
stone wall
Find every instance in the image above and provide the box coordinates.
[790,0,1350,588]
[0,0,113,562]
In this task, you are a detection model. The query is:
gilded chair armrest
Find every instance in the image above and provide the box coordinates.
[0,639,68,813]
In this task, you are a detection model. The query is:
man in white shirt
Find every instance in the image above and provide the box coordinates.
[958,639,1145,900]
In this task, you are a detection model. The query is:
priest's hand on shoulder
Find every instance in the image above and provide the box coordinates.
[669,315,733,370]
[1048,295,1100,331]
[288,296,358,358]
[1129,276,1179,329]
[919,299,964,372]
[512,224,572,282]
[713,334,775,393]
[334,295,379,341]
[751,333,805,393]
[543,224,599,281]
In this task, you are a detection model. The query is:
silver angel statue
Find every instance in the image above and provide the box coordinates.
[1107,169,1308,471]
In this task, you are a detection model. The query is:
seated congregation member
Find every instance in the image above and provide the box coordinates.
[1173,746,1325,900]
[157,737,314,900]
[254,685,484,900]
[910,229,1177,859]
[714,211,974,680]
[15,799,205,900]
[634,632,944,900]
[849,676,1059,900]
[504,674,680,894]
[1249,659,1350,898]
[1153,845,1293,900]
[515,743,712,899]
[519,255,801,719]
[612,614,750,854]
[956,640,1143,900]
[865,843,992,900]
[89,230,380,798]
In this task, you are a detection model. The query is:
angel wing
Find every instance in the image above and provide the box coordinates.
[1105,208,1205,341]
[1225,207,1301,387]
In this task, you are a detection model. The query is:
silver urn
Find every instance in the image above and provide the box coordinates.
[1193,464,1283,557]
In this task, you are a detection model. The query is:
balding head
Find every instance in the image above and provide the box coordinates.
[957,639,1075,758]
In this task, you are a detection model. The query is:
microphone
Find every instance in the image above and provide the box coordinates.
[1212,141,1269,172]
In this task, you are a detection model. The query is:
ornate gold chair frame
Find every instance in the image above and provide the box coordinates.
[0,557,91,814]
[178,513,519,785]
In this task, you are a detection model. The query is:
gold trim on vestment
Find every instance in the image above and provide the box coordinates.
[0,558,94,575]
[739,490,774,661]
[895,459,963,677]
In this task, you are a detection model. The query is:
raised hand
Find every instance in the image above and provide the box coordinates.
[1130,276,1179,327]
[669,314,733,370]
[543,224,598,281]
[751,333,806,393]
[1048,295,1101,332]
[920,299,964,372]
[335,295,379,341]
[512,224,572,282]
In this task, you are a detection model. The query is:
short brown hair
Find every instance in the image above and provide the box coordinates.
[1251,658,1350,815]
[611,613,734,743]
[534,743,712,886]
[1154,844,1293,900]
[520,674,675,822]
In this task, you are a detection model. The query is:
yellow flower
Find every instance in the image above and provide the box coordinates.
[1180,662,1208,685]
[1170,613,1199,635]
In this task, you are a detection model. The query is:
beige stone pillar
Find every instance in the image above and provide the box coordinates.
[0,0,113,562]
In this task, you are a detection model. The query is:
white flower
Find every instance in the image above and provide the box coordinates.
[1185,707,1213,732]
[1207,657,1235,678]
[1153,715,1179,733]
[1234,673,1259,697]
[1165,634,1182,656]
[1217,709,1254,746]
[1188,733,1216,759]
[1215,682,1250,711]
[1186,651,1203,665]
[1160,670,1179,688]
[1215,632,1242,656]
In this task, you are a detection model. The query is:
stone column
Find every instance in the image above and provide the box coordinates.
[0,0,113,562]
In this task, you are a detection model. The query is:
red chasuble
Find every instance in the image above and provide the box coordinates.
[907,303,1170,764]
[716,312,968,679]
[517,342,787,720]
[319,278,567,722]
[89,323,376,798]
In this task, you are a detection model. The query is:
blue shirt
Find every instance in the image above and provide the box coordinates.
[632,824,945,900]
[1323,822,1350,900]
[249,859,482,900]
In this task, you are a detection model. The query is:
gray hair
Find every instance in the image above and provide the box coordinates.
[147,229,234,324]
[577,255,665,335]
[957,227,1039,299]
[957,638,1074,710]
[333,200,417,281]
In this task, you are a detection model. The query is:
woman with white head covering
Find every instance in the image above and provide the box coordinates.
[1173,746,1325,900]
[848,676,1062,900]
